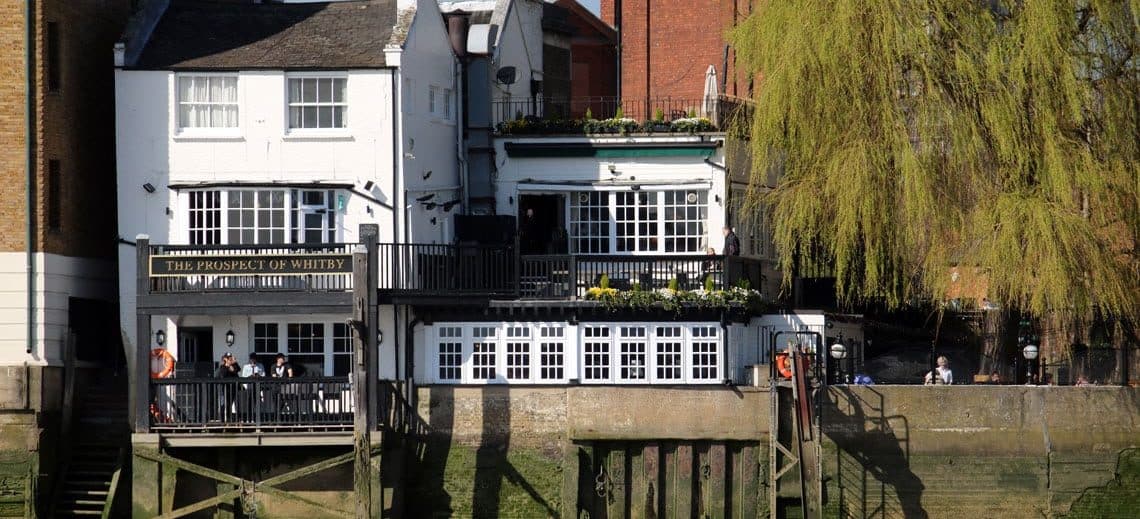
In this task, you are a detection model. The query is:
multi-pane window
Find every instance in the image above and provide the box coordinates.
[287,323,325,376]
[654,326,683,381]
[178,76,238,129]
[188,191,222,245]
[664,190,708,253]
[426,322,721,385]
[615,192,660,252]
[690,326,720,381]
[582,326,611,382]
[331,323,354,377]
[568,190,709,254]
[254,323,278,354]
[428,86,438,115]
[227,190,286,244]
[538,326,565,381]
[618,326,648,381]
[187,189,338,245]
[505,326,531,381]
[471,327,498,381]
[288,77,347,129]
[570,191,611,253]
[437,326,463,381]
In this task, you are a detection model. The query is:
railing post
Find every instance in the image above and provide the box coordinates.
[350,234,377,518]
[569,255,578,300]
[360,224,379,432]
[134,235,152,434]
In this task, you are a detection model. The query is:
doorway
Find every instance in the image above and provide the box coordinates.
[177,327,214,377]
[518,194,566,254]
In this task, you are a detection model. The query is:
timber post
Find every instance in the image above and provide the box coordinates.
[351,226,378,518]
[134,234,152,434]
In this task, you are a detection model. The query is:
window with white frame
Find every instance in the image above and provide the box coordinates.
[287,76,347,129]
[471,326,498,381]
[570,192,611,254]
[178,75,238,129]
[538,326,565,381]
[568,189,709,254]
[185,189,340,245]
[188,191,222,245]
[653,326,683,381]
[690,325,720,382]
[426,322,721,384]
[251,320,355,376]
[437,326,463,382]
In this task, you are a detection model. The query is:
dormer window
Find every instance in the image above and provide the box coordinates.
[287,76,347,130]
[177,75,238,129]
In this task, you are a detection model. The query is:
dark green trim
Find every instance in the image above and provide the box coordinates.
[504,141,719,158]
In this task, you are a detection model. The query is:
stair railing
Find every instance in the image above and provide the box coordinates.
[101,446,127,519]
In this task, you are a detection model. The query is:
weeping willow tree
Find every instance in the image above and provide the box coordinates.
[730,0,1140,322]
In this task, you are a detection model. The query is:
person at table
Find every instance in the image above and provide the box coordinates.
[271,354,294,378]
[241,354,265,378]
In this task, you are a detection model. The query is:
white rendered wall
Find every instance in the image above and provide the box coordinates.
[492,135,729,251]
[0,253,116,365]
[489,0,543,109]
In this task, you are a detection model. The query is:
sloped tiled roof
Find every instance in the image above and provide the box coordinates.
[134,0,398,70]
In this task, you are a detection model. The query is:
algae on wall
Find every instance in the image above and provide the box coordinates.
[1062,449,1140,519]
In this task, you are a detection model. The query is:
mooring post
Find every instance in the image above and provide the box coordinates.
[352,240,373,518]
[134,234,152,434]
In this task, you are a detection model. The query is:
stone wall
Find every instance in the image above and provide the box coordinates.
[821,386,1140,518]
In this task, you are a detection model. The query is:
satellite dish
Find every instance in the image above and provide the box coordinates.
[496,66,517,85]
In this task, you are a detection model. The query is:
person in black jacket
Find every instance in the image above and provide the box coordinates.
[214,353,238,421]
[722,226,741,256]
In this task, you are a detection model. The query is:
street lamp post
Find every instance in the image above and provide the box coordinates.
[1022,344,1039,385]
[830,342,848,384]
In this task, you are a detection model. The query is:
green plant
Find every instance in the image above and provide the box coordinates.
[704,275,715,292]
[584,107,594,120]
[667,278,679,292]
[615,106,624,119]
[654,108,665,122]
[687,108,696,118]
[599,274,610,290]
[515,110,524,121]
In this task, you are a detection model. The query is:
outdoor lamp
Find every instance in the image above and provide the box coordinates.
[225,330,236,347]
[830,343,848,360]
[1022,344,1039,360]
[377,330,384,344]
[155,329,166,346]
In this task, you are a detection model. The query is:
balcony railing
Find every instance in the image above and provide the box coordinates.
[490,95,753,129]
[144,242,766,300]
[150,377,352,432]
[147,243,355,293]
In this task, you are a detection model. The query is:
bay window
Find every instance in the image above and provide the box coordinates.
[186,188,339,245]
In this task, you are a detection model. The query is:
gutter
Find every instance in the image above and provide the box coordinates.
[25,0,36,355]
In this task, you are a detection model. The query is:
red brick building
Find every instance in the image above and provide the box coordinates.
[599,0,754,101]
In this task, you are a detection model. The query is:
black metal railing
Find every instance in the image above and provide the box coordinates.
[147,243,355,294]
[491,95,740,127]
[378,243,517,297]
[149,377,352,431]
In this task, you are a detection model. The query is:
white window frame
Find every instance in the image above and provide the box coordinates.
[174,73,240,135]
[424,322,721,384]
[182,188,342,245]
[285,73,348,133]
[567,189,710,255]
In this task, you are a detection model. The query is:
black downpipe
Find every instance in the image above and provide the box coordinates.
[391,70,401,387]
[614,0,622,96]
[25,0,37,354]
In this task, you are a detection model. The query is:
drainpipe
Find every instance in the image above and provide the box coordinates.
[25,0,37,355]
[390,69,402,387]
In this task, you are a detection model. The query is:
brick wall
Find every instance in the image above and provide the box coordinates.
[0,0,130,257]
[600,0,755,101]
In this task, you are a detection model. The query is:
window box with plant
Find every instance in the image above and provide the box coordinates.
[585,274,766,313]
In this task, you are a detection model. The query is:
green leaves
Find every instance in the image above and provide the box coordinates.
[731,0,1140,319]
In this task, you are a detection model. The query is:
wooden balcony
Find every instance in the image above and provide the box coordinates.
[150,377,353,433]
[139,241,766,306]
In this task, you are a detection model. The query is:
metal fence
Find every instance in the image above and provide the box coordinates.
[490,95,747,127]
[150,377,353,432]
[378,243,517,297]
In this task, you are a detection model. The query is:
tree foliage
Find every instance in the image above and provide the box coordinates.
[730,0,1140,319]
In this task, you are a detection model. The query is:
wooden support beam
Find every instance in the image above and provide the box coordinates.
[352,242,374,519]
[135,236,152,434]
[161,461,177,515]
[134,450,243,486]
[258,451,357,488]
[154,489,243,519]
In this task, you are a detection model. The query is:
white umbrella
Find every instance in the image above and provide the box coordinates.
[702,65,719,119]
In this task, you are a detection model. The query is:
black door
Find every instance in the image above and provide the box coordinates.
[177,327,214,377]
[519,194,566,254]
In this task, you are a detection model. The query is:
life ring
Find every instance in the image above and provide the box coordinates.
[150,348,175,379]
[775,353,794,378]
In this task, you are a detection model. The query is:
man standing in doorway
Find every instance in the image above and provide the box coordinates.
[722,226,741,256]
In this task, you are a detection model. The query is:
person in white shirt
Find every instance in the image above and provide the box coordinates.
[924,356,953,385]
[240,354,265,378]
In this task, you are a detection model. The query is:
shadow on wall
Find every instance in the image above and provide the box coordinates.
[409,386,559,518]
[1062,448,1140,518]
[823,386,927,519]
